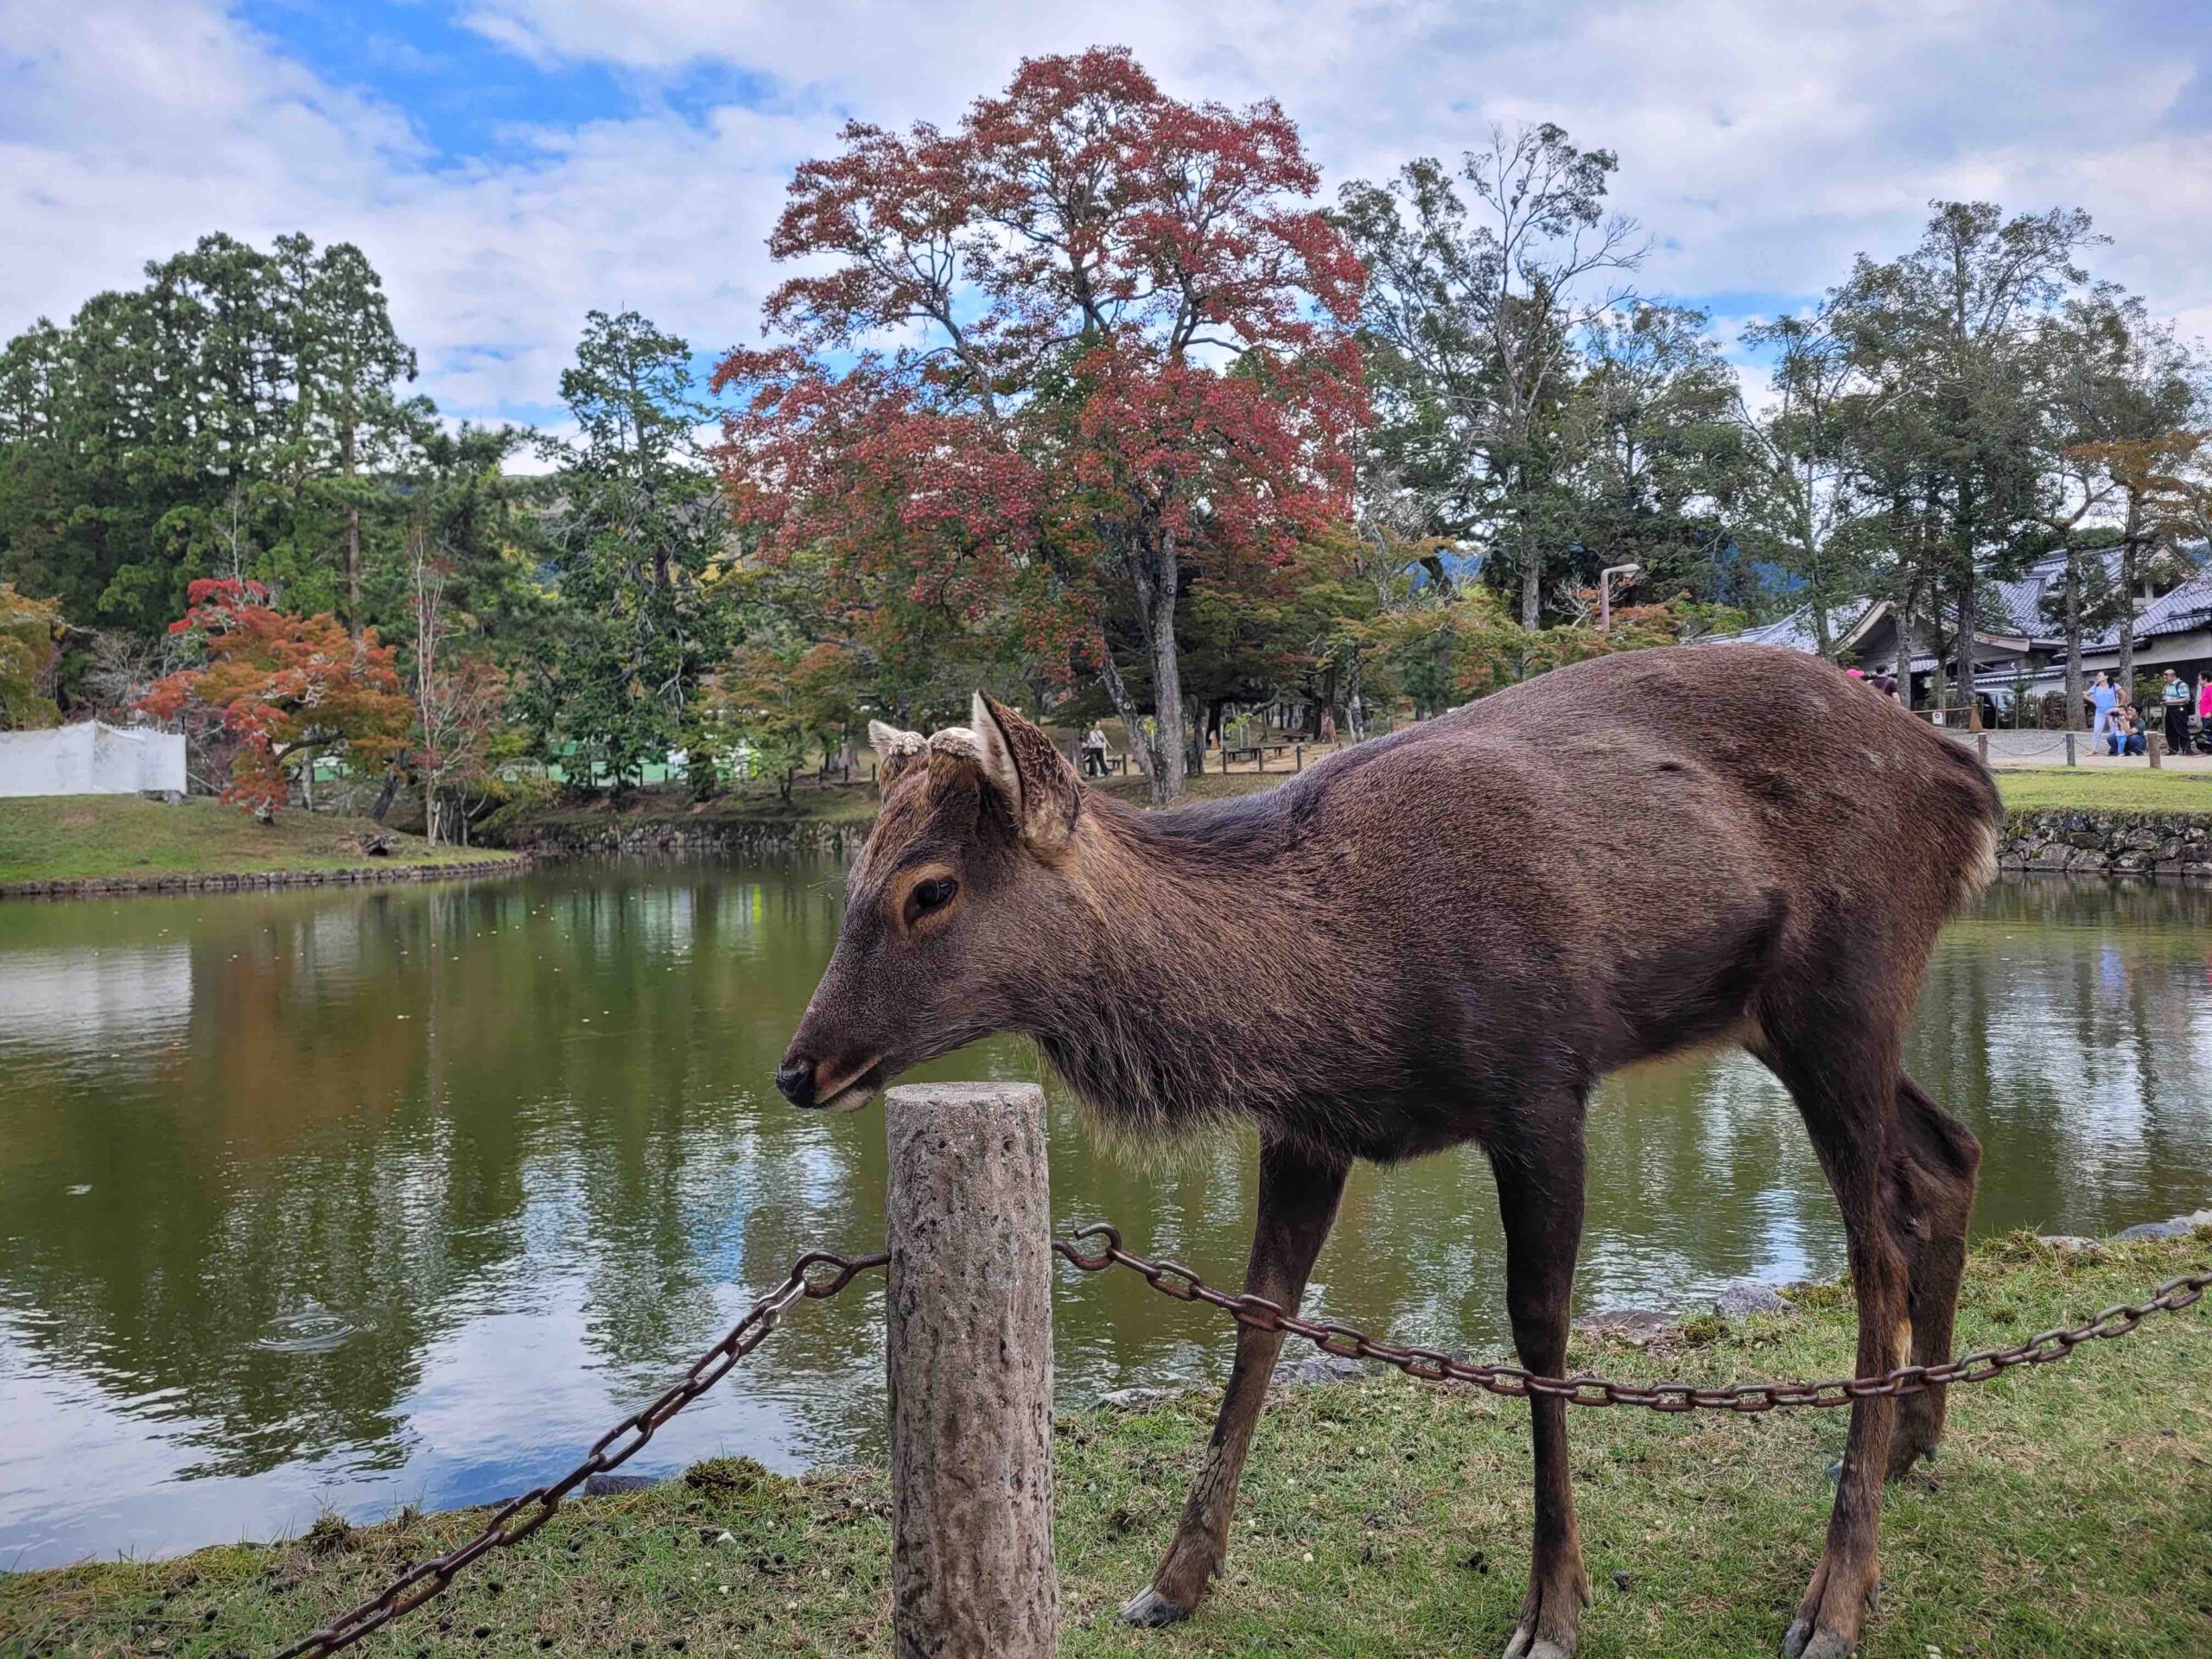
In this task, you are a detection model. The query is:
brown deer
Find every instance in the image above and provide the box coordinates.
[778,645,1999,1659]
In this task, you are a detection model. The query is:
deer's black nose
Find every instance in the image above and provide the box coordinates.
[775,1057,816,1108]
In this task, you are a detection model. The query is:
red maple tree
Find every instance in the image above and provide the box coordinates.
[139,580,413,817]
[714,47,1366,800]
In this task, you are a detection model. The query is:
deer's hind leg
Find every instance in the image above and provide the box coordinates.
[1885,1076,1980,1478]
[1122,1137,1348,1628]
[1751,1005,1913,1659]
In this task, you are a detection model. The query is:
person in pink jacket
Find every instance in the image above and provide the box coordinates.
[2199,675,2212,753]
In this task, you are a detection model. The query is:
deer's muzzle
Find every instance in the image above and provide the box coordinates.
[774,1050,884,1111]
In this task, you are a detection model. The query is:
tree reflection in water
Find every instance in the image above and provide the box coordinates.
[3,865,2209,1567]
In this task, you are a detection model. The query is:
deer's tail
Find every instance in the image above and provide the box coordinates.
[1935,734,2005,907]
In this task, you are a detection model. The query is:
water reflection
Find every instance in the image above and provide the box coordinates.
[0,944,192,1051]
[3,864,2209,1568]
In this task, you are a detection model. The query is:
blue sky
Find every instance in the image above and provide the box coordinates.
[5,1,2209,433]
[232,2,789,171]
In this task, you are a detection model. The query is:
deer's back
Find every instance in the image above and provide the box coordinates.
[1256,645,1999,1122]
[1294,644,1993,898]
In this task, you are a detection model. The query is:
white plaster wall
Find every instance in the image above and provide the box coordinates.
[0,723,187,797]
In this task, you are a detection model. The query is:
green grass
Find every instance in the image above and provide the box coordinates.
[1991,767,2212,815]
[7,1231,2208,1656]
[0,796,519,885]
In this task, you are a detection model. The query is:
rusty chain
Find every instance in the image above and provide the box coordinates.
[1052,1222,2212,1412]
[276,1221,2207,1655]
[272,1246,887,1659]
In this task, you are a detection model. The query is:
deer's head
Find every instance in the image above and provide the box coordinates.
[775,692,1084,1110]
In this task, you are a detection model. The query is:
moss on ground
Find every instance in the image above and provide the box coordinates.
[6,1231,2209,1656]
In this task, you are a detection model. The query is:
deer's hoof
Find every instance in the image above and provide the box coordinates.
[1885,1432,1939,1483]
[1501,1580,1584,1658]
[1502,1626,1577,1659]
[1780,1618,1857,1659]
[1120,1586,1192,1629]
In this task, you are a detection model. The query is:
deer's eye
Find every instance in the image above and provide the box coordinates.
[905,877,958,926]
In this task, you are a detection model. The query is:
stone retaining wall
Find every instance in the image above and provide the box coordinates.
[48,804,2189,893]
[1997,810,2212,880]
[0,856,524,900]
[512,806,2212,884]
[496,819,868,860]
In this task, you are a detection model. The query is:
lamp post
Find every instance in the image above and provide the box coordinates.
[1599,563,1642,633]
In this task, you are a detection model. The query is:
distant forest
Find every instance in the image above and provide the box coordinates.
[3,48,2206,819]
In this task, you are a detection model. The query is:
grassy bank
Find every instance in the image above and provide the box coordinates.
[0,796,518,886]
[1150,763,2212,824]
[16,743,2205,885]
[10,765,2206,884]
[493,759,2212,846]
[1983,766,2212,813]
[7,1230,2207,1656]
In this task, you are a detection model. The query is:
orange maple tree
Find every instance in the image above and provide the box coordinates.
[714,48,1366,801]
[138,579,413,816]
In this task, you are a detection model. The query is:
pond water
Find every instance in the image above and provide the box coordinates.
[4,859,2212,1571]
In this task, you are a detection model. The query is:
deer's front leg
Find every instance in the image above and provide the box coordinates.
[1121,1138,1349,1628]
[1494,1115,1592,1659]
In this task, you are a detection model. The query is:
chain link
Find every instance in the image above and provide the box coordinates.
[275,1222,2207,1655]
[1052,1222,2211,1413]
[273,1247,887,1659]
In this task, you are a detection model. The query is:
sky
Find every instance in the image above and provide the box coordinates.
[3,0,2209,435]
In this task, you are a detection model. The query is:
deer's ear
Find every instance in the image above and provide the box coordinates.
[971,691,1080,852]
[868,719,927,789]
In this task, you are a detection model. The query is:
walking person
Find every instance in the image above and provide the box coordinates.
[2199,673,2212,753]
[1081,723,1109,779]
[2086,671,2119,753]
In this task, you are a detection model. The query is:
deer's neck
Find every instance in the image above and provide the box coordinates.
[1014,793,1350,1139]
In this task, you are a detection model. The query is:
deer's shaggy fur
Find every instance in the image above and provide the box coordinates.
[785,645,2003,1659]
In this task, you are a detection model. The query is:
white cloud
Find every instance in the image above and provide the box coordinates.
[3,0,2208,425]
[0,1,827,420]
[2,3,419,317]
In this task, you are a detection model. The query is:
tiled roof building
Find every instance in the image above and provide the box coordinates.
[1708,543,2212,714]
